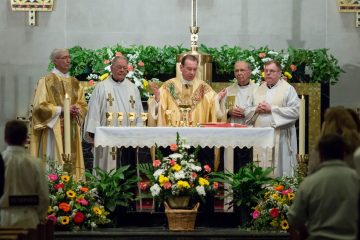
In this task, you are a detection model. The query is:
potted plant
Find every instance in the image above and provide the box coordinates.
[138,133,219,230]
[84,165,139,226]
[211,163,273,226]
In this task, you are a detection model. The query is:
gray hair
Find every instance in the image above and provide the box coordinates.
[50,48,68,62]
[111,56,128,65]
[234,60,253,71]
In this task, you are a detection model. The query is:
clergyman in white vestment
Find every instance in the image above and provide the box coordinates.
[84,56,143,172]
[246,60,299,176]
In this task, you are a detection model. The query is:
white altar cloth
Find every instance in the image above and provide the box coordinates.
[95,127,275,149]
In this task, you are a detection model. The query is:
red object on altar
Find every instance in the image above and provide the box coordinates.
[200,123,247,128]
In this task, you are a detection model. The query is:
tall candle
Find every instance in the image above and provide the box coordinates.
[64,93,71,155]
[299,95,305,155]
[191,0,197,26]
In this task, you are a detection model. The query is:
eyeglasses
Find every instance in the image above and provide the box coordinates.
[264,69,280,74]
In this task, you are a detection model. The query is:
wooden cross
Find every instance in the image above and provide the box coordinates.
[11,0,54,26]
[106,93,114,107]
[110,147,117,161]
[129,95,135,109]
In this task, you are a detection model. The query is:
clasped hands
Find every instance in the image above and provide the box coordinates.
[255,101,271,114]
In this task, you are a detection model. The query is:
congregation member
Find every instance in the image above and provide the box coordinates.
[0,120,49,228]
[215,60,257,170]
[288,133,359,240]
[148,54,217,126]
[30,48,87,179]
[246,60,299,176]
[84,56,143,172]
[308,106,360,175]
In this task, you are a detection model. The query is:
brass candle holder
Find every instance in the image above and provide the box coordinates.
[296,154,309,178]
[117,112,124,127]
[128,112,136,127]
[140,112,148,127]
[106,112,113,127]
[61,153,72,176]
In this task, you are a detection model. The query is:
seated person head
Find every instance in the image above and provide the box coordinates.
[318,133,345,162]
[5,120,28,146]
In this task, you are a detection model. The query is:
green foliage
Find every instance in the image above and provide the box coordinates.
[51,44,344,85]
[84,166,139,212]
[211,163,273,209]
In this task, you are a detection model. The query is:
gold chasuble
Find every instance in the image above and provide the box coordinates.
[30,73,87,179]
[151,77,217,126]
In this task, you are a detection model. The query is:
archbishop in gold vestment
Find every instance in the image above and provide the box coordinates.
[30,73,87,179]
[148,77,217,126]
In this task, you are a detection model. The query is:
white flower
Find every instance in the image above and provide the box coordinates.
[268,50,279,56]
[105,65,111,72]
[174,171,186,180]
[196,186,206,196]
[53,206,59,212]
[153,169,165,179]
[182,144,191,149]
[261,57,272,63]
[190,164,202,172]
[150,184,161,197]
[91,222,97,228]
[169,153,183,159]
[247,56,255,63]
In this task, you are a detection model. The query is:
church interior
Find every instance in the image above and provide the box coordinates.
[1,0,360,239]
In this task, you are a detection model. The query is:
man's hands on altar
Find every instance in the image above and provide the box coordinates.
[228,106,245,118]
[255,101,271,114]
[218,88,227,102]
[149,82,160,102]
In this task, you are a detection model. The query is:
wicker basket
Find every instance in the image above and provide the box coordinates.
[164,202,200,231]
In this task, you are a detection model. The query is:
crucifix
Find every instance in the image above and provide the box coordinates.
[106,93,114,107]
[10,0,54,26]
[129,95,135,110]
[110,147,117,161]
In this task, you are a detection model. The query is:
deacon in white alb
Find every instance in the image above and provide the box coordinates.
[84,56,143,172]
[246,60,299,176]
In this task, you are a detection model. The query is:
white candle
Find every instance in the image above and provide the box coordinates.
[64,93,71,155]
[191,0,197,26]
[299,95,305,155]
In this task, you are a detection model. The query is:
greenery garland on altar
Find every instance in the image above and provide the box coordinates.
[48,44,343,100]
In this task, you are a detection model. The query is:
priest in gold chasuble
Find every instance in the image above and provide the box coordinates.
[30,49,87,179]
[148,55,217,126]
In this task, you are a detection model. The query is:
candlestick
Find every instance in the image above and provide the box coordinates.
[299,95,305,155]
[64,93,71,155]
[191,0,197,27]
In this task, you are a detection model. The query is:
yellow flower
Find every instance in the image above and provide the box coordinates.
[66,190,76,199]
[60,216,70,225]
[177,180,190,189]
[264,192,271,199]
[159,175,170,186]
[61,175,70,182]
[172,164,182,172]
[287,192,295,200]
[143,79,149,89]
[280,219,289,230]
[93,206,103,215]
[261,71,265,78]
[272,193,279,200]
[99,73,109,81]
[284,71,292,79]
[198,177,209,186]
[270,219,279,227]
[48,206,52,213]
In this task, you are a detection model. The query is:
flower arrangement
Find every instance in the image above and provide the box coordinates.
[47,168,110,231]
[249,176,300,232]
[139,133,218,204]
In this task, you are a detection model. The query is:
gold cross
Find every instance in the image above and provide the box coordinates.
[129,95,135,109]
[110,147,117,161]
[106,93,114,107]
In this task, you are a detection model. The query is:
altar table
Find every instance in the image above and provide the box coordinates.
[95,126,275,212]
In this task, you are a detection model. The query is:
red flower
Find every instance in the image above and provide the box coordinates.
[212,182,219,189]
[163,182,172,189]
[169,159,176,166]
[54,183,64,190]
[269,208,280,218]
[103,59,110,65]
[73,212,85,224]
[252,210,260,219]
[290,64,297,72]
[138,182,148,190]
[191,172,198,179]
[80,187,89,193]
[258,52,266,58]
[127,65,134,71]
[47,215,57,224]
[153,159,161,167]
[138,61,144,67]
[115,52,122,57]
[170,144,178,152]
[204,164,211,173]
[59,202,71,212]
[89,80,94,86]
